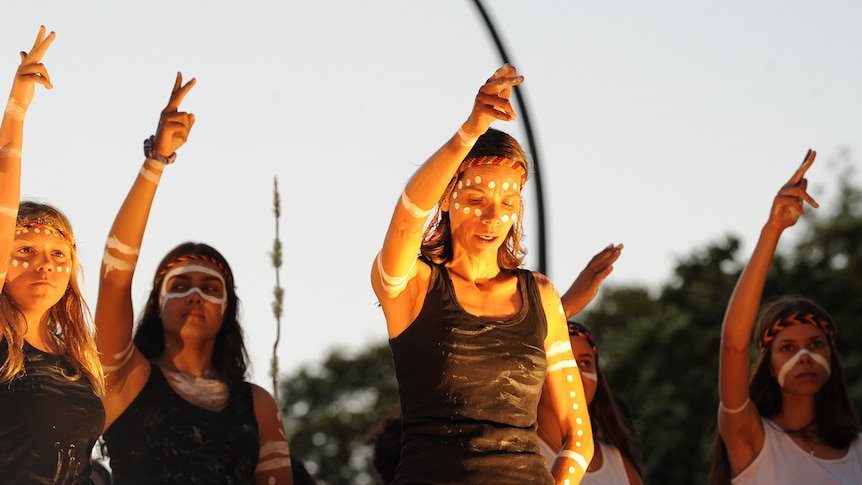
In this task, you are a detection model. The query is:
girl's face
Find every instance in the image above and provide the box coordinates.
[569,336,598,405]
[443,165,522,259]
[769,324,831,394]
[158,260,228,343]
[4,230,73,320]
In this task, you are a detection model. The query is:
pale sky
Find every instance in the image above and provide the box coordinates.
[4,1,860,390]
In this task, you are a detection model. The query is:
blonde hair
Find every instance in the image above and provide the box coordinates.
[0,201,105,395]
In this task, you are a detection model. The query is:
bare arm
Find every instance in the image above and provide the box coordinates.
[252,385,293,485]
[718,150,818,475]
[94,73,195,427]
[0,26,54,294]
[371,65,523,338]
[535,273,594,484]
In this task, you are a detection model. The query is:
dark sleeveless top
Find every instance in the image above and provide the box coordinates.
[0,340,105,485]
[102,364,259,484]
[389,260,553,484]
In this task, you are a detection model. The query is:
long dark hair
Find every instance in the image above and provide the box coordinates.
[133,242,249,391]
[421,128,529,269]
[708,295,860,484]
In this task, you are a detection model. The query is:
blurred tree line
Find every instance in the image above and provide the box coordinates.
[279,151,862,484]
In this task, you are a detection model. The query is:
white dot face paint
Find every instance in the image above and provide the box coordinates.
[463,207,470,215]
[22,262,29,269]
[474,176,481,184]
[567,375,574,382]
[473,208,482,217]
[465,179,471,187]
[501,215,510,223]
[452,191,458,199]
[11,259,18,267]
[503,182,510,190]
[777,348,831,387]
[458,181,463,190]
[488,181,496,189]
[454,203,460,211]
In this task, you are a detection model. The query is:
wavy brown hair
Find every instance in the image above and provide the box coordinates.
[0,201,105,395]
[420,128,529,269]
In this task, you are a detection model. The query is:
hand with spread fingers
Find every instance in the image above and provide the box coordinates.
[153,72,196,159]
[6,25,55,118]
[561,243,624,319]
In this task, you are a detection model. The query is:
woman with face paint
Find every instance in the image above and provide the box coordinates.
[0,27,107,483]
[371,64,594,485]
[708,151,862,484]
[537,322,643,485]
[94,75,292,484]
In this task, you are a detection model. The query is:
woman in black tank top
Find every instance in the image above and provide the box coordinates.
[93,73,293,484]
[372,65,595,485]
[0,26,106,485]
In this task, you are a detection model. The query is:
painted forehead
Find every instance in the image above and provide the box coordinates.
[162,262,226,285]
[456,165,524,192]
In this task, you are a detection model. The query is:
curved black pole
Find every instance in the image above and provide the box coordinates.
[470,0,548,274]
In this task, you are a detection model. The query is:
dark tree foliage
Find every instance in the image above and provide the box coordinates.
[279,343,399,485]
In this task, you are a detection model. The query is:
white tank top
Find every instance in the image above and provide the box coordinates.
[541,439,631,484]
[732,418,862,484]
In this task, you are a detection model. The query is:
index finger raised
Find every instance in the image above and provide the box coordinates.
[167,75,197,109]
[788,149,816,184]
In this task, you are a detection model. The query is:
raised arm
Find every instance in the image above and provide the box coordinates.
[94,73,195,424]
[718,150,818,472]
[371,64,523,338]
[536,273,594,484]
[0,26,54,294]
[560,243,623,319]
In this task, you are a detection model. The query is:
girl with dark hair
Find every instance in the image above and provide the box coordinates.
[94,74,292,484]
[371,64,593,484]
[0,27,106,484]
[708,151,862,484]
[538,321,643,485]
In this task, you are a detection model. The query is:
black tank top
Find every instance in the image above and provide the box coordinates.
[389,260,553,484]
[0,340,105,485]
[102,364,259,484]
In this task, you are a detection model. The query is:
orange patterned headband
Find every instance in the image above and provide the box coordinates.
[759,312,835,351]
[455,156,527,188]
[158,254,227,278]
[15,222,76,250]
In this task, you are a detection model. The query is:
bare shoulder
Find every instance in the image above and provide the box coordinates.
[251,383,278,411]
[530,271,561,298]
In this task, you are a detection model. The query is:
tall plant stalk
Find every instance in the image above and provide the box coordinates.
[270,177,284,404]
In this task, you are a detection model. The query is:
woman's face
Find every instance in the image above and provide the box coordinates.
[569,336,598,405]
[4,229,73,320]
[443,165,522,259]
[158,260,228,343]
[768,324,831,394]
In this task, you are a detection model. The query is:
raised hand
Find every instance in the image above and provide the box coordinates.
[6,26,55,118]
[461,64,524,139]
[768,149,818,231]
[153,72,196,158]
[561,243,623,318]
